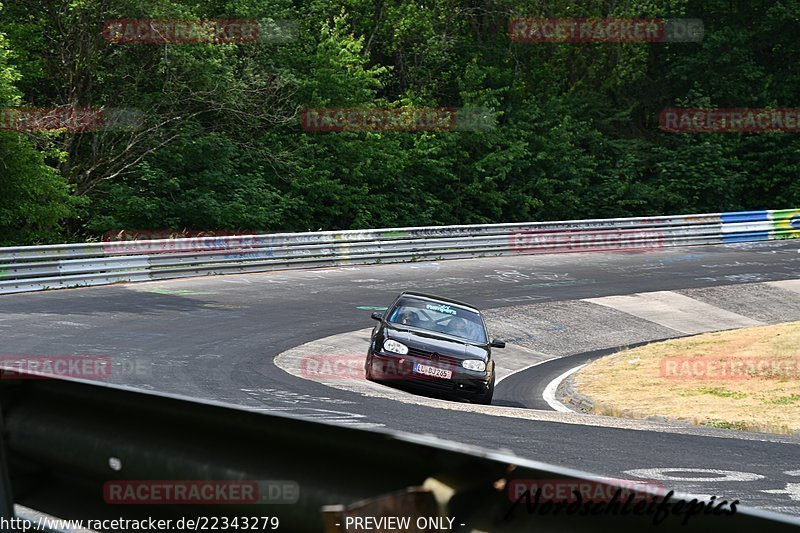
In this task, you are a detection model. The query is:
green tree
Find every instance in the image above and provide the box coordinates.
[0,8,74,245]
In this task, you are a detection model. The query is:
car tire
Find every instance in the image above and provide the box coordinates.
[365,358,376,381]
[474,372,495,405]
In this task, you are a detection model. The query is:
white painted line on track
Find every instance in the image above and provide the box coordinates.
[625,468,765,482]
[543,363,587,412]
[761,484,800,501]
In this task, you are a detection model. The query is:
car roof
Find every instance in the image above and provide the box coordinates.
[397,291,481,313]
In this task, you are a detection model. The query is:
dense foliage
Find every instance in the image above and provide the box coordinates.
[0,0,798,244]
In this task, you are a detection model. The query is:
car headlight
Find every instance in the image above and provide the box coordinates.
[462,360,486,372]
[383,339,409,355]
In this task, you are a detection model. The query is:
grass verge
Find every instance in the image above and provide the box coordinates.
[572,321,800,435]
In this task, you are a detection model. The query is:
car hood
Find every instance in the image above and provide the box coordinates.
[385,325,489,361]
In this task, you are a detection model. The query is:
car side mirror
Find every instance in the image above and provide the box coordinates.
[371,312,384,321]
[490,339,506,348]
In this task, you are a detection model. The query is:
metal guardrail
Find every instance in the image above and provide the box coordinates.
[1,373,798,532]
[0,209,797,294]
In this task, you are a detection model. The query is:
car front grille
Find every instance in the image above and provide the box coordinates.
[407,347,462,367]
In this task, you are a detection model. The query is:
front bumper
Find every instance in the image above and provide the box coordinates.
[367,350,492,396]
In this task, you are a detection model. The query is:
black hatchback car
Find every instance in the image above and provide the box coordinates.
[365,291,505,404]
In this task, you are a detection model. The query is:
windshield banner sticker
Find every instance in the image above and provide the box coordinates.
[425,304,457,315]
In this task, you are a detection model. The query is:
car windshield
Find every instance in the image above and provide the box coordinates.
[387,297,487,343]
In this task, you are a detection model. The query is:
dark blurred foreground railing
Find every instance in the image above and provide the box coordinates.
[0,373,798,532]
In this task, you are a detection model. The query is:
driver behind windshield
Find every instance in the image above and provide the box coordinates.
[396,309,417,326]
[447,316,483,342]
[449,316,468,337]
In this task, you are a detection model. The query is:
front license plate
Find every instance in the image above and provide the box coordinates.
[413,363,452,379]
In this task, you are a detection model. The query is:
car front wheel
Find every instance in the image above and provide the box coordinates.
[474,372,495,405]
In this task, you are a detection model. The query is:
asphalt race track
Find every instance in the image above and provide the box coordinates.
[1,240,799,517]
